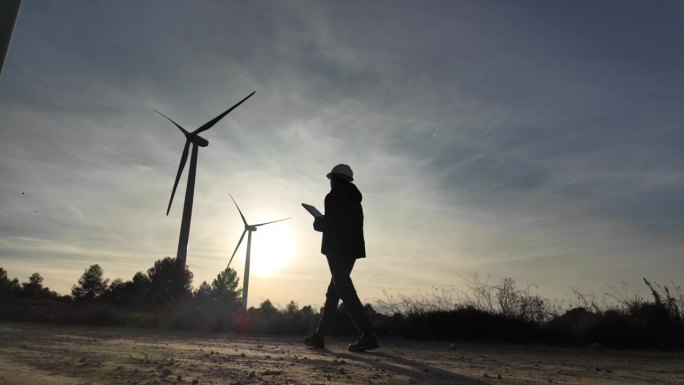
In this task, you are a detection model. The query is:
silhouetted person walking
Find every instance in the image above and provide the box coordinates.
[304,164,379,352]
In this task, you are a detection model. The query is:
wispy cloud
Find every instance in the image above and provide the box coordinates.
[1,1,682,306]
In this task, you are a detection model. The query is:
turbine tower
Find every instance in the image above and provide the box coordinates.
[227,194,289,310]
[157,91,255,273]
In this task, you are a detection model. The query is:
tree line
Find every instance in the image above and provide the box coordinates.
[1,257,233,309]
[0,257,347,334]
[1,259,683,350]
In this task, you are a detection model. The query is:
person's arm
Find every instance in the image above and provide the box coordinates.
[314,193,333,232]
[313,216,325,232]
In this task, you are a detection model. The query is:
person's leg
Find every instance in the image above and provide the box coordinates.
[304,257,342,348]
[326,255,371,333]
[327,254,378,351]
[315,277,340,335]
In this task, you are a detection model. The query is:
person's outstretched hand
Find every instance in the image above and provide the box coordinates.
[313,216,325,232]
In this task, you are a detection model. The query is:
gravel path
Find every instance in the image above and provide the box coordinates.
[0,322,682,385]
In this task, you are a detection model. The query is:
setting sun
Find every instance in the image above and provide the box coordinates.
[245,223,295,278]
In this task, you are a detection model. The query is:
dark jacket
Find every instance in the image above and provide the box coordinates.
[314,179,366,258]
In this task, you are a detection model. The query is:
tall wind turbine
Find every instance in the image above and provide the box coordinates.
[157,91,255,273]
[227,194,289,309]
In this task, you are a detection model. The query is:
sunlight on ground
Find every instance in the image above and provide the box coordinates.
[3,323,683,385]
[247,223,295,277]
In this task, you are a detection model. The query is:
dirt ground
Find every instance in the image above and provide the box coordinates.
[0,322,682,385]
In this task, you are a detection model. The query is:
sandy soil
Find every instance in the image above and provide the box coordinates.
[0,322,682,385]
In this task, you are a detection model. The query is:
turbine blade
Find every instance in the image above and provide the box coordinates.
[154,110,189,134]
[227,229,247,267]
[254,218,290,227]
[166,140,190,215]
[192,91,255,135]
[229,194,249,226]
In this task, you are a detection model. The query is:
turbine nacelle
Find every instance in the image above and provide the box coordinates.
[155,113,209,147]
[246,225,258,231]
[185,132,209,147]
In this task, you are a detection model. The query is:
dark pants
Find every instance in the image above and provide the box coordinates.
[316,254,371,335]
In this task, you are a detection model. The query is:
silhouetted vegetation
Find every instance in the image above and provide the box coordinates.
[1,265,682,350]
[373,275,683,350]
[72,264,109,302]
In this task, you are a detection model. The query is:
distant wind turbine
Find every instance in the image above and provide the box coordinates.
[227,194,289,310]
[157,91,255,273]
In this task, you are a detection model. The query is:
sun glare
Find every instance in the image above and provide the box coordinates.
[248,223,295,277]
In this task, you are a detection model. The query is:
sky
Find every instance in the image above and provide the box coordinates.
[1,1,683,309]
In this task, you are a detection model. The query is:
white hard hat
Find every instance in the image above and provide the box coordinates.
[327,164,354,181]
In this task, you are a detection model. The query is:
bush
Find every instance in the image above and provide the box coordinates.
[375,276,684,349]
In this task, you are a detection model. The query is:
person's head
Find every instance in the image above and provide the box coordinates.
[327,164,353,187]
[327,163,353,181]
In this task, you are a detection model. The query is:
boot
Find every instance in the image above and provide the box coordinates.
[348,331,379,352]
[303,332,325,348]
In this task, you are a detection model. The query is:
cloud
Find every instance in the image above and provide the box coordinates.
[1,1,682,305]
